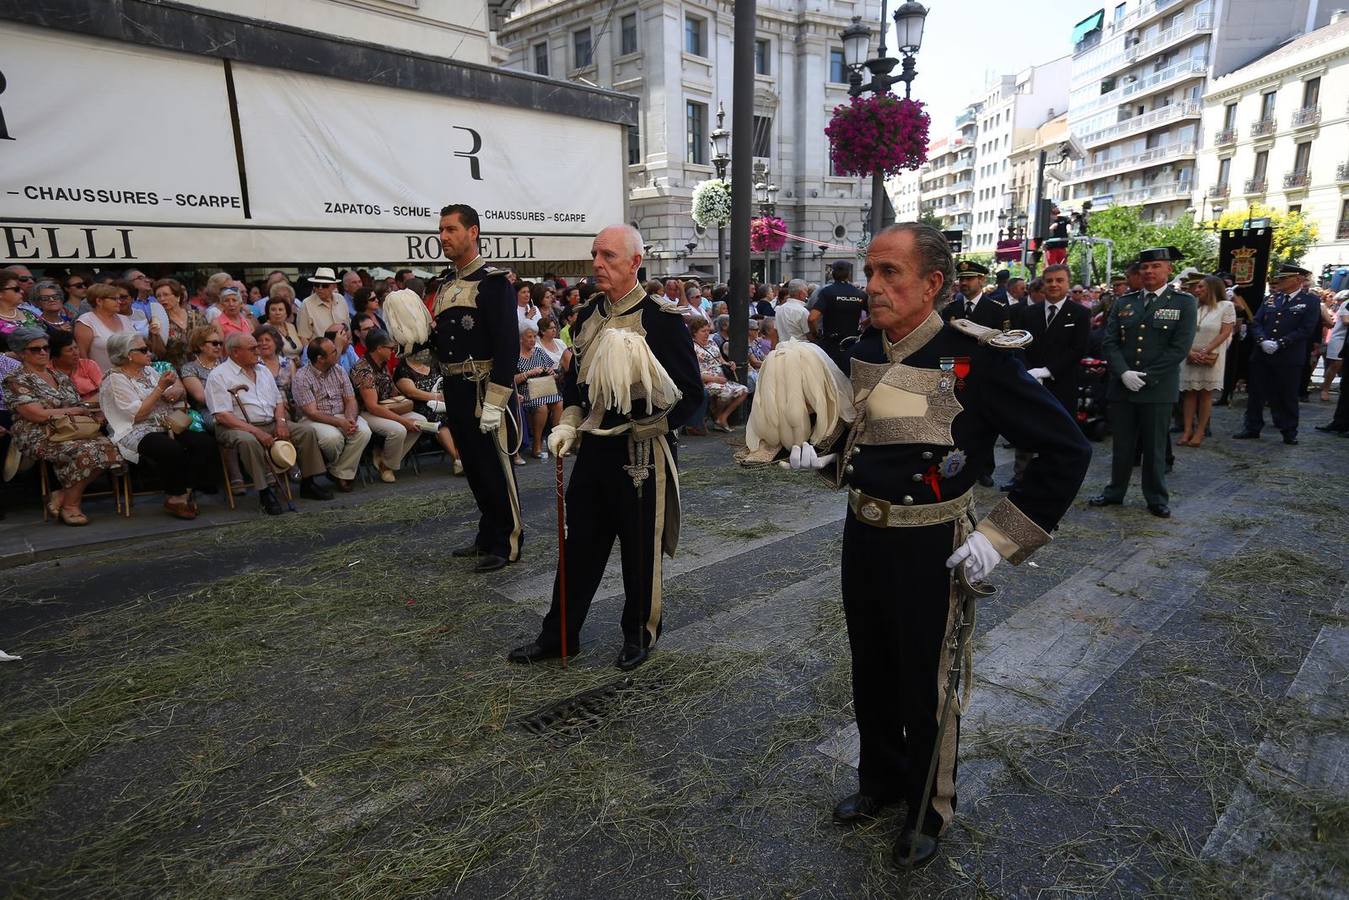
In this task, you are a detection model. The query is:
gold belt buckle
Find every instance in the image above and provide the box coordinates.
[857,495,891,526]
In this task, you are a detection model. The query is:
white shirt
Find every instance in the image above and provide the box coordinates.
[1044,299,1065,325]
[205,358,282,423]
[775,297,811,342]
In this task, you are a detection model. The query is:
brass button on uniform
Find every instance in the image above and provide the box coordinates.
[844,465,855,475]
[921,451,934,461]
[911,473,924,483]
[901,495,915,506]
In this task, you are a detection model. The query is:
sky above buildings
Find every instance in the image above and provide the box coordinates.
[883,0,1099,133]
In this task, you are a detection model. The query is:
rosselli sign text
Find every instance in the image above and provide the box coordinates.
[0,24,623,263]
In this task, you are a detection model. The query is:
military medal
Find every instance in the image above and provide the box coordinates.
[938,357,956,393]
[953,356,971,390]
[923,465,943,502]
[938,449,966,479]
[462,314,476,330]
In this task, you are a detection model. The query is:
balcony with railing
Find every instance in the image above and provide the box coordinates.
[949,179,974,193]
[1214,127,1236,145]
[1250,117,1276,138]
[1291,106,1321,129]
[1074,57,1208,118]
[1337,161,1349,182]
[1243,177,1266,194]
[952,155,975,173]
[1117,0,1187,32]
[1066,142,1197,183]
[1112,179,1193,205]
[1283,170,1310,189]
[1208,182,1230,199]
[1081,101,1201,146]
[1123,14,1213,63]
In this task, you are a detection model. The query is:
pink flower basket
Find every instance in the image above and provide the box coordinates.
[825,94,930,177]
[750,216,787,253]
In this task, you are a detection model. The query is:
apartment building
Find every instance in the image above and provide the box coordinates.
[498,0,879,280]
[1062,0,1321,224]
[1196,13,1349,272]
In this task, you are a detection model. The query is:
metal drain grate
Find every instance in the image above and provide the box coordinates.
[514,676,655,744]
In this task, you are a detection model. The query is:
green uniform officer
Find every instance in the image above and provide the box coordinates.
[1089,246,1197,518]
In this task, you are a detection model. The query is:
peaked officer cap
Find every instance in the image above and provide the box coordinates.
[1136,246,1184,263]
[955,259,989,277]
[1274,262,1311,278]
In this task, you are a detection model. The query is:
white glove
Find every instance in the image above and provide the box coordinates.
[780,443,838,470]
[1027,367,1051,382]
[547,423,578,457]
[1261,340,1278,355]
[1121,371,1147,392]
[946,531,1001,582]
[478,401,504,433]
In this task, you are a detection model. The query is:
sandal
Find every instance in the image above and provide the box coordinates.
[710,422,732,433]
[164,496,197,520]
[58,507,89,527]
[45,490,64,520]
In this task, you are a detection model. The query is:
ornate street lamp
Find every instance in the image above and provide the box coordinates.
[709,101,731,283]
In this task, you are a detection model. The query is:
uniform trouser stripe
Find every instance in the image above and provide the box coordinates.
[492,416,524,561]
[646,440,667,647]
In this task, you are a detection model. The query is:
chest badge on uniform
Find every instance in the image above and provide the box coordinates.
[937,358,956,393]
[860,501,884,523]
[939,448,966,479]
[461,314,476,331]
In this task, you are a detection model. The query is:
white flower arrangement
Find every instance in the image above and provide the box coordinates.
[691,179,733,228]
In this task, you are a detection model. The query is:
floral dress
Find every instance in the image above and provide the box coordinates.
[163,307,207,368]
[394,357,444,420]
[350,356,395,407]
[1,368,120,487]
[695,340,747,399]
[517,346,561,409]
[0,308,40,341]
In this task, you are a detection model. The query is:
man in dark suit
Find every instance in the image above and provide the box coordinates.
[941,260,1012,330]
[1236,263,1322,445]
[987,269,1011,305]
[1005,263,1090,490]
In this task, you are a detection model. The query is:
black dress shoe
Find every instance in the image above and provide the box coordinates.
[615,643,650,671]
[1087,495,1122,507]
[507,642,566,664]
[832,793,892,825]
[1232,430,1260,439]
[474,554,509,573]
[258,487,284,516]
[891,828,940,869]
[299,477,333,501]
[450,544,483,558]
[1147,503,1171,518]
[1283,434,1299,445]
[1314,423,1347,433]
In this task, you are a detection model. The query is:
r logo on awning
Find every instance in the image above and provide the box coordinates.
[452,125,483,181]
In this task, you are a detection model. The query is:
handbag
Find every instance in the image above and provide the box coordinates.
[162,408,193,434]
[379,396,414,415]
[524,376,556,401]
[46,414,102,443]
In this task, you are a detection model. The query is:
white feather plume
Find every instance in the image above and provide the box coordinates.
[745,341,855,452]
[582,327,681,415]
[383,288,433,354]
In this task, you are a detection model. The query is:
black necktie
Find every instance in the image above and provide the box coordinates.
[967,298,975,315]
[1144,292,1156,308]
[1046,305,1056,328]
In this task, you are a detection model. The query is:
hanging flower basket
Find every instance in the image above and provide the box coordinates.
[824,94,930,178]
[691,179,733,228]
[750,216,787,253]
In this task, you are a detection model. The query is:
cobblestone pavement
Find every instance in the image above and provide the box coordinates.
[1,401,1345,898]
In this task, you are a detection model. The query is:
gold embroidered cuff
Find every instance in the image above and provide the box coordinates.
[560,405,583,430]
[975,498,1051,565]
[483,382,512,409]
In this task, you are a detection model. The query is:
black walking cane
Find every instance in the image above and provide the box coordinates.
[907,562,995,867]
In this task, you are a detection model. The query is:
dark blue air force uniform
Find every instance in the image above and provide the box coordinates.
[1243,287,1321,441]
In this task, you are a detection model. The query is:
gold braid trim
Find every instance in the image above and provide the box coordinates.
[975,498,1051,565]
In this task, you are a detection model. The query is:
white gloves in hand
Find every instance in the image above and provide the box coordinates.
[479,401,504,433]
[547,423,578,457]
[946,531,1001,582]
[1027,367,1051,382]
[781,443,838,470]
[1261,340,1279,355]
[1121,370,1147,392]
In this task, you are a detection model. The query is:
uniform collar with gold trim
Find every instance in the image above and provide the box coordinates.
[883,310,943,363]
[455,255,487,279]
[602,281,647,318]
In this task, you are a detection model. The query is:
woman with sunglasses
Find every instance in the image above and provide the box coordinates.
[179,325,226,424]
[74,283,134,373]
[30,280,72,334]
[0,273,40,341]
[1,327,120,526]
[48,330,103,403]
[62,273,90,318]
[100,331,218,520]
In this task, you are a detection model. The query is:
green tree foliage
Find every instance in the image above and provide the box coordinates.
[1067,206,1217,283]
[1210,204,1319,271]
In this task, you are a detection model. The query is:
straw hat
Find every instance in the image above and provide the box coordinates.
[268,439,297,471]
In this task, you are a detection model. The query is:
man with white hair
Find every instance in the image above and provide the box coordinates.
[776,279,812,342]
[509,224,702,672]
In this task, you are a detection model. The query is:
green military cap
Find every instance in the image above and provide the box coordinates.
[1136,246,1184,263]
[955,259,989,277]
[1110,273,1127,283]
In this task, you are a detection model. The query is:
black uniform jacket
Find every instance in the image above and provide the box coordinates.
[1250,288,1322,367]
[941,292,1013,330]
[1017,299,1092,413]
[431,256,519,404]
[828,312,1091,556]
[561,283,703,433]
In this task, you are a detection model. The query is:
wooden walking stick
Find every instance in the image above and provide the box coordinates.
[555,453,568,668]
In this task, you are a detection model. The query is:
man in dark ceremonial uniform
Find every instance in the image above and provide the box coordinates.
[1236,263,1322,445]
[509,225,702,671]
[809,260,869,369]
[1088,247,1196,518]
[432,204,524,572]
[941,259,1012,330]
[785,224,1091,868]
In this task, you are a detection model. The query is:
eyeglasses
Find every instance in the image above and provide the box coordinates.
[130,346,150,353]
[66,280,87,289]
[0,285,19,293]
[116,294,132,300]
[204,340,224,346]
[16,276,34,283]
[24,345,50,354]
[39,295,62,303]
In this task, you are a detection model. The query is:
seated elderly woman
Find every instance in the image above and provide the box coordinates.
[99,331,219,519]
[1,326,121,526]
[350,329,426,482]
[689,316,747,432]
[48,330,103,403]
